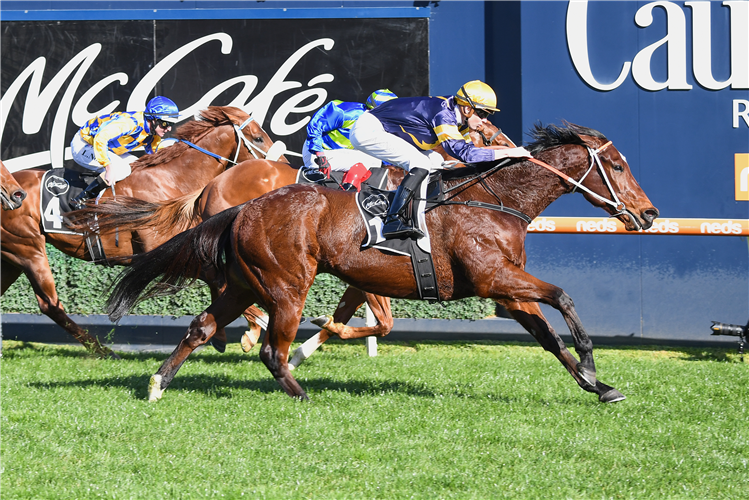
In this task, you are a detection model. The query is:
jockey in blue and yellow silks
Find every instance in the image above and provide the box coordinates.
[350,80,531,239]
[70,96,179,208]
[302,89,397,183]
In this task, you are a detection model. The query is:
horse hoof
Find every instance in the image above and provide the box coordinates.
[578,365,597,387]
[148,374,164,402]
[311,315,332,329]
[599,388,626,403]
[240,330,259,353]
[211,339,226,353]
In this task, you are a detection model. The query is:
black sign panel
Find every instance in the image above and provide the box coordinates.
[1,18,428,169]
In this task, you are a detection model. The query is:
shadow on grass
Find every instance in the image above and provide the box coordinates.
[23,370,576,405]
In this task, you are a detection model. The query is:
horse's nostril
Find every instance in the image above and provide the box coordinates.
[643,208,659,222]
[13,190,27,202]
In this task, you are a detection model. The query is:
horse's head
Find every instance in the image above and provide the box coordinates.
[1,162,27,211]
[578,135,659,231]
[216,107,288,164]
[472,121,516,148]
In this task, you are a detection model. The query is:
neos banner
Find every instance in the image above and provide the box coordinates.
[0,18,429,171]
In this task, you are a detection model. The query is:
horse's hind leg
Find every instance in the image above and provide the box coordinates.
[498,299,624,403]
[2,256,119,359]
[149,288,255,402]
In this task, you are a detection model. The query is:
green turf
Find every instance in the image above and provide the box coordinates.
[1,340,747,499]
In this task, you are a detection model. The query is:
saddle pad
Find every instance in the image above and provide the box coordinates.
[355,183,440,302]
[40,168,90,234]
[296,166,390,190]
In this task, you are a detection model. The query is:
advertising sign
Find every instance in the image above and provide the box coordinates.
[1,18,429,171]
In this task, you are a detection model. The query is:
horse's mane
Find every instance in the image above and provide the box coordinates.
[527,121,606,155]
[131,106,248,169]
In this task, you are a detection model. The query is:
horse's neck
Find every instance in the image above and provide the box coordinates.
[476,145,588,220]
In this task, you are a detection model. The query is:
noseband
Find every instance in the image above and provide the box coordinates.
[179,116,274,167]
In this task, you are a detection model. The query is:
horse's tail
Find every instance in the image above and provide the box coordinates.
[66,189,204,235]
[106,203,245,322]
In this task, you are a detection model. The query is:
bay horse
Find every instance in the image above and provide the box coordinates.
[1,161,27,211]
[105,122,658,403]
[1,106,278,358]
[68,123,516,357]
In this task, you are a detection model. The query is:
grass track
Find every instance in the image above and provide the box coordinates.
[2,340,747,499]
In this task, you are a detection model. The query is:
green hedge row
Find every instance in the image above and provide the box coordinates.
[1,244,497,320]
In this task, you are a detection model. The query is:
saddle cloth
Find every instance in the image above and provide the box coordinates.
[40,168,100,235]
[355,174,443,303]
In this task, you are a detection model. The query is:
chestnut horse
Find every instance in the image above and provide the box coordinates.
[1,107,278,358]
[69,123,515,357]
[105,122,658,403]
[1,161,27,211]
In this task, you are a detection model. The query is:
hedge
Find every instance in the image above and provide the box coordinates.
[1,244,497,320]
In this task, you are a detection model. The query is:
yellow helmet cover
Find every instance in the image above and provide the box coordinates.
[455,80,500,112]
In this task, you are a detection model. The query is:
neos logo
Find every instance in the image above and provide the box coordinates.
[644,219,680,234]
[567,1,749,92]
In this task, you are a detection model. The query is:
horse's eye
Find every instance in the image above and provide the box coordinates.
[254,136,264,143]
[613,164,624,172]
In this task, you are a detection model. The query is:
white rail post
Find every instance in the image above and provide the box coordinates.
[365,303,377,357]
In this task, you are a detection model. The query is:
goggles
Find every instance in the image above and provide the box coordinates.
[155,119,175,129]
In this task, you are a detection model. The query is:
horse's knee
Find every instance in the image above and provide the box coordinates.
[184,314,217,348]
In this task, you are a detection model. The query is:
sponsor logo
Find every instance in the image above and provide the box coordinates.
[644,219,680,234]
[567,1,749,92]
[700,220,743,235]
[528,218,556,232]
[1,34,336,169]
[44,175,70,196]
[576,219,618,233]
[362,193,389,216]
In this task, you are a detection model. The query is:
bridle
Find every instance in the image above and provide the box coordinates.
[179,116,275,167]
[432,139,638,228]
[527,140,634,222]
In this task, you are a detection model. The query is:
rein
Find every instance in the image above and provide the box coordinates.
[179,116,271,166]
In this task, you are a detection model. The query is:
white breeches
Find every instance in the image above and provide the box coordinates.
[70,133,134,182]
[302,147,382,172]
[349,111,444,172]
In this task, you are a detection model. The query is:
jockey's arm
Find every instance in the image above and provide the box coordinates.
[304,101,346,153]
[92,117,139,168]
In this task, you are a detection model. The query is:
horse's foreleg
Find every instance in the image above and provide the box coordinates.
[259,300,309,400]
[497,300,624,402]
[488,266,597,388]
[311,290,393,340]
[150,290,254,402]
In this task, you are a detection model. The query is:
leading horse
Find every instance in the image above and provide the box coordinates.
[69,123,516,356]
[1,161,27,211]
[1,106,278,358]
[106,122,658,402]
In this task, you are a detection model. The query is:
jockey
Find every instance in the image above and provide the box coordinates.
[350,80,531,239]
[70,96,179,208]
[302,89,397,187]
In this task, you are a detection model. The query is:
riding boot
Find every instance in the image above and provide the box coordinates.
[71,175,108,209]
[381,167,429,239]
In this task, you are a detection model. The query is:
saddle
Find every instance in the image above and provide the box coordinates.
[355,172,443,302]
[40,166,111,263]
[296,166,389,191]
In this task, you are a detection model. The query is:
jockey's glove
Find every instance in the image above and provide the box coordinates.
[314,152,332,177]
